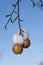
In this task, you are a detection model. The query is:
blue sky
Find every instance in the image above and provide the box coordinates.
[0,0,43,65]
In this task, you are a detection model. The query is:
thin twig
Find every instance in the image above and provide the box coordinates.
[5,0,18,29]
[5,0,23,31]
[31,0,36,8]
[39,0,43,7]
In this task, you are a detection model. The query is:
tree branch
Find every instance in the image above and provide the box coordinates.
[39,0,43,7]
[5,0,23,36]
[31,0,36,8]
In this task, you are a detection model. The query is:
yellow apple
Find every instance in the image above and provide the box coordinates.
[23,39,31,48]
[12,43,23,54]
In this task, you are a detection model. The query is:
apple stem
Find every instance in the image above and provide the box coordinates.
[17,0,24,36]
[18,0,21,35]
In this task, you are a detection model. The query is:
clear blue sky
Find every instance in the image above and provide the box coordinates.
[0,0,43,65]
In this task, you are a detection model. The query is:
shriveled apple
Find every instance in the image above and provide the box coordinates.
[23,39,31,48]
[12,43,23,54]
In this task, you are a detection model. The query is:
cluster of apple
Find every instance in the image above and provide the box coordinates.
[12,29,31,54]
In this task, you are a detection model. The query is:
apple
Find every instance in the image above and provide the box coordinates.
[12,43,23,54]
[23,39,31,48]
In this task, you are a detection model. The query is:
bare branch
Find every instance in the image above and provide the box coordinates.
[39,0,43,7]
[5,0,23,36]
[14,16,18,21]
[6,14,11,17]
[12,0,18,8]
[10,18,13,23]
[12,4,16,7]
[39,0,42,3]
[20,19,23,22]
[4,1,18,29]
[31,0,36,8]
[4,18,11,29]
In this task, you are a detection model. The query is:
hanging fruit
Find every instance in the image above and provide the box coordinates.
[5,0,31,54]
[23,39,31,48]
[20,29,31,48]
[12,33,24,54]
[12,43,23,54]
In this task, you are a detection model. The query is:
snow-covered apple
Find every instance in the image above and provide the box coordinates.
[12,33,24,54]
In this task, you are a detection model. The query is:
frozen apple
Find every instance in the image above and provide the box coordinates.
[12,44,23,54]
[12,33,24,54]
[23,39,31,48]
